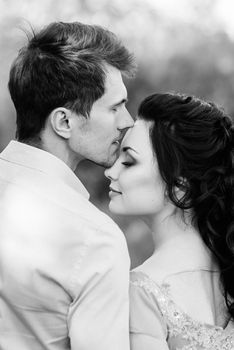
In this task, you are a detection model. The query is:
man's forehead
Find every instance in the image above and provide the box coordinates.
[104,65,126,90]
[92,64,127,107]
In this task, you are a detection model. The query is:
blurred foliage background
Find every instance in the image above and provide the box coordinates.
[1,0,234,268]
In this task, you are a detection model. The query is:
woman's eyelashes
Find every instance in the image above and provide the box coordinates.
[121,155,135,167]
[121,161,133,167]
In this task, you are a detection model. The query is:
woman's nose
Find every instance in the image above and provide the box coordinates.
[104,162,120,181]
[105,157,122,181]
[104,167,114,180]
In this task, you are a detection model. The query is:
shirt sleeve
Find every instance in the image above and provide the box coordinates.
[67,222,130,350]
[130,273,169,350]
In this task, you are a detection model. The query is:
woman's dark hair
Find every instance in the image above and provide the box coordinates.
[138,92,234,319]
[8,21,136,142]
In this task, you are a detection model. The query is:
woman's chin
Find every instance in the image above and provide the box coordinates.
[108,202,139,216]
[108,202,154,218]
[108,201,127,215]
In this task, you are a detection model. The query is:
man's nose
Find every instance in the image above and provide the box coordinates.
[118,109,134,130]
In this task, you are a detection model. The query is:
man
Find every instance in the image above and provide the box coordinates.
[0,22,135,350]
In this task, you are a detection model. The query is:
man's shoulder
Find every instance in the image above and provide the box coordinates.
[0,156,125,243]
[73,199,125,244]
[73,197,115,226]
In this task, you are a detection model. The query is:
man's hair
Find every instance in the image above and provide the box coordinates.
[8,21,136,142]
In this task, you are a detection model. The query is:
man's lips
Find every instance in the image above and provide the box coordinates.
[113,140,120,146]
[113,134,124,145]
[112,140,120,146]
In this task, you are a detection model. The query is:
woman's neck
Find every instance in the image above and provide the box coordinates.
[143,205,196,250]
[137,208,216,279]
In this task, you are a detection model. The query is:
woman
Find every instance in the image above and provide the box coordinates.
[105,92,234,350]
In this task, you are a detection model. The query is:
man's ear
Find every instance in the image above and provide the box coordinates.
[49,107,72,139]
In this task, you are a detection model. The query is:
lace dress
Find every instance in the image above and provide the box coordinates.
[130,271,234,350]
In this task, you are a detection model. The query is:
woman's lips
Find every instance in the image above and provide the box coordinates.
[109,186,122,196]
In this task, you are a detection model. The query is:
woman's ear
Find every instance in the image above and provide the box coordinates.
[49,107,72,139]
[176,177,188,190]
[174,177,188,199]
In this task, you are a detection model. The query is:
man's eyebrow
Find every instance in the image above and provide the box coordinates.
[111,98,128,108]
[122,146,139,154]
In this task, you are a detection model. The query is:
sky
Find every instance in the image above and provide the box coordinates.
[1,0,234,40]
[145,0,234,38]
[214,0,234,36]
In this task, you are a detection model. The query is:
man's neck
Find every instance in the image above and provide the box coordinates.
[21,137,82,172]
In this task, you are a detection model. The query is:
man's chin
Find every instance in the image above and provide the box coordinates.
[87,157,116,169]
[85,150,118,168]
[103,155,119,168]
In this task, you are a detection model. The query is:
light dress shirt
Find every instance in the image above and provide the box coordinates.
[0,141,130,350]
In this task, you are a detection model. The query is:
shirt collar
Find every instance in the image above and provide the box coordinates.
[0,140,90,200]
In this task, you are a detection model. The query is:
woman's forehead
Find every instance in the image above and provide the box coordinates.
[121,120,152,153]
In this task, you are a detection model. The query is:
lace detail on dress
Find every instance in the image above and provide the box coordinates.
[131,274,234,350]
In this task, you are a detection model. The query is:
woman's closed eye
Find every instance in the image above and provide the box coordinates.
[121,156,135,167]
[120,150,136,167]
[121,161,133,167]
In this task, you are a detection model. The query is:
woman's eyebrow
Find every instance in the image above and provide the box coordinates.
[122,146,139,154]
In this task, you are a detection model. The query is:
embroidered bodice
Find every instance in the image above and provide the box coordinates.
[130,271,234,350]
